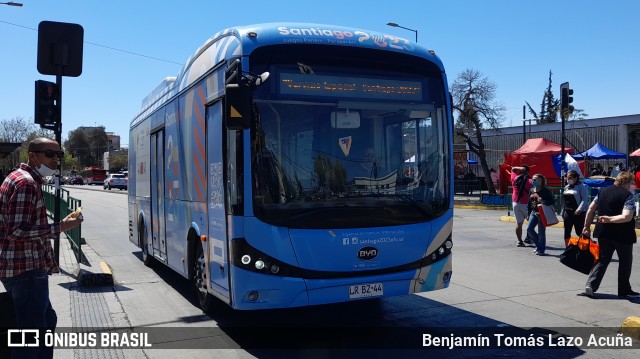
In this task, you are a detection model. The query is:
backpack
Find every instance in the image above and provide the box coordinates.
[515,174,530,202]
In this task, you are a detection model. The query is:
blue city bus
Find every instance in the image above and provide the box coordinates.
[128,23,453,311]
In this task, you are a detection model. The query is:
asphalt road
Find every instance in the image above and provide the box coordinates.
[52,187,640,358]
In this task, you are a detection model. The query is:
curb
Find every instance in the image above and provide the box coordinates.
[73,238,115,287]
[76,260,114,287]
[455,205,507,210]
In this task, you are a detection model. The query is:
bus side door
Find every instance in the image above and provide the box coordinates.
[151,130,167,262]
[206,101,230,299]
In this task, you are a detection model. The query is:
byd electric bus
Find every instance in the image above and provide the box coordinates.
[128,23,454,311]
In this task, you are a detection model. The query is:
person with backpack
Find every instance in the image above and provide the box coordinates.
[510,165,533,247]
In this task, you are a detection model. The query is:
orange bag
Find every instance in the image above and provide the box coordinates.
[568,236,600,262]
[561,236,599,274]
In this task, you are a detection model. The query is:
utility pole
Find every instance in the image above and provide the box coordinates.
[36,21,84,263]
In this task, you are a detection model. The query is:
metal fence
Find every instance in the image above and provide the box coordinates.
[454,179,484,197]
[42,184,82,262]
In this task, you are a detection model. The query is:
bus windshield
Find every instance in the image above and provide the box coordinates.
[249,47,450,229]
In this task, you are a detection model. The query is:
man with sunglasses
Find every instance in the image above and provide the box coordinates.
[0,137,83,359]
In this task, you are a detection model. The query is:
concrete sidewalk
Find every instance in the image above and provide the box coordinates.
[42,236,121,358]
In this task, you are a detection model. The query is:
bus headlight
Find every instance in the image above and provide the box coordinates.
[420,234,453,268]
[231,238,302,277]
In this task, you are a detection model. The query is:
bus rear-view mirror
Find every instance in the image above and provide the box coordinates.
[331,110,360,129]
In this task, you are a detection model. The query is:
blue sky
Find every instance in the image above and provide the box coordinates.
[1,0,639,147]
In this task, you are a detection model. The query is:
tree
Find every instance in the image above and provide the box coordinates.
[63,127,109,168]
[0,117,94,176]
[525,70,559,124]
[569,108,589,121]
[451,69,505,194]
[108,148,128,172]
[526,70,588,123]
[0,117,46,172]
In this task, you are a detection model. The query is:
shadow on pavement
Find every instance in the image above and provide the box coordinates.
[128,250,591,358]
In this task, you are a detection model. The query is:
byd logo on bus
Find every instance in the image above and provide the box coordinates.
[358,246,378,260]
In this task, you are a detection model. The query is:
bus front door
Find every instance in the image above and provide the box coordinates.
[206,101,230,301]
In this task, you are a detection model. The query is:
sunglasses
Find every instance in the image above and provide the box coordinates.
[33,150,65,159]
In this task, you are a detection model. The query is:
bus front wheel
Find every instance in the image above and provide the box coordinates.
[192,242,215,313]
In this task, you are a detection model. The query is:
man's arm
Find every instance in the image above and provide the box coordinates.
[598,209,634,224]
[582,198,598,236]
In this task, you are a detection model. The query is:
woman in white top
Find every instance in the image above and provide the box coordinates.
[561,170,590,247]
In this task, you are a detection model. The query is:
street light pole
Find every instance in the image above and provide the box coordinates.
[0,2,24,6]
[386,22,418,42]
[522,118,533,144]
[522,105,526,144]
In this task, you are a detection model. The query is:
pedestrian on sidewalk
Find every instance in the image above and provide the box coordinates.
[579,171,639,298]
[526,174,555,255]
[490,168,500,192]
[510,165,533,247]
[0,137,84,359]
[561,170,590,247]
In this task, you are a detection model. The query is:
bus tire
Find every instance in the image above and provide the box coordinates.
[192,240,215,313]
[139,220,154,267]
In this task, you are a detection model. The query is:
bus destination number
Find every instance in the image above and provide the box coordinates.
[349,282,383,299]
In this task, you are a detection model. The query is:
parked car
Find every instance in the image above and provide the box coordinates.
[103,173,127,190]
[70,176,84,185]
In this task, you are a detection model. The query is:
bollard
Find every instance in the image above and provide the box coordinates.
[621,316,640,340]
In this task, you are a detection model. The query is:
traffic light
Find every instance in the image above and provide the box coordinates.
[560,82,574,112]
[34,80,58,126]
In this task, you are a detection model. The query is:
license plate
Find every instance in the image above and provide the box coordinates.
[348,282,383,299]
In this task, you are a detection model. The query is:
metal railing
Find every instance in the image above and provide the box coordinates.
[42,184,82,262]
[454,179,484,197]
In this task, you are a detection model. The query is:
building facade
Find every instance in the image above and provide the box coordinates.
[468,114,640,176]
